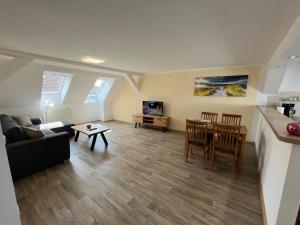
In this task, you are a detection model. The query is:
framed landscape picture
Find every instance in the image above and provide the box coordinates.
[194,75,248,97]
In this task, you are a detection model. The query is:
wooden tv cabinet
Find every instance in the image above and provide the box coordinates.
[133,114,170,132]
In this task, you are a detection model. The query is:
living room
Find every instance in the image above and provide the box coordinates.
[1,1,300,225]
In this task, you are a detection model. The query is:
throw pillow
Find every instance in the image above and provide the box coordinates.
[13,115,33,127]
[0,114,9,120]
[22,127,44,139]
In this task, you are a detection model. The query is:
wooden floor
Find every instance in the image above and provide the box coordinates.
[14,121,263,225]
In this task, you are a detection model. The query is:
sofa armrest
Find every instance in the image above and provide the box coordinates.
[6,132,70,180]
[30,118,42,125]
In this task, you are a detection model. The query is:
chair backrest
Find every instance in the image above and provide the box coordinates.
[186,120,208,145]
[222,113,242,125]
[212,123,241,153]
[201,112,218,122]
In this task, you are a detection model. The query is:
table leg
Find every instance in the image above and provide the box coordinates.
[74,131,80,142]
[238,134,246,172]
[91,134,97,151]
[100,132,108,145]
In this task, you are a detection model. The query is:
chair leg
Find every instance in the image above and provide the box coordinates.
[209,142,212,159]
[203,147,208,162]
[206,147,210,160]
[210,153,215,171]
[233,159,236,174]
[207,141,212,160]
[185,144,189,162]
[204,148,210,169]
[235,156,240,174]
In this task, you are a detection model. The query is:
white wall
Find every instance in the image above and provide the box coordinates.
[253,108,300,225]
[0,126,21,225]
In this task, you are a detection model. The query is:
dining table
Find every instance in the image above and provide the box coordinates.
[184,122,248,171]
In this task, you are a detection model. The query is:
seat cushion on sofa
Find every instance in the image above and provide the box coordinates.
[13,114,33,127]
[41,129,55,135]
[0,116,26,142]
[50,121,75,135]
[29,121,75,137]
[30,121,65,130]
[22,127,44,139]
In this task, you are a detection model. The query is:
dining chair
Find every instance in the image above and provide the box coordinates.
[222,113,242,125]
[185,120,210,163]
[210,123,241,173]
[201,112,218,123]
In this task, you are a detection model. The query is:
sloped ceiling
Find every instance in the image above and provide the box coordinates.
[279,62,300,92]
[63,72,97,104]
[0,62,43,107]
[0,61,122,108]
[0,0,299,73]
[257,15,300,94]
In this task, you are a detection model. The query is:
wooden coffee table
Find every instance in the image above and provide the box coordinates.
[71,123,110,150]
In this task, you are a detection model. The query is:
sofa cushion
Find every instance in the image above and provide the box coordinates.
[29,121,75,137]
[0,116,26,142]
[22,127,44,139]
[42,129,55,135]
[13,115,33,127]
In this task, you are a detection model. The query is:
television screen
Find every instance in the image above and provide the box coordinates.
[143,101,163,116]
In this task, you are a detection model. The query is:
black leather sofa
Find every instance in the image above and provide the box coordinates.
[1,115,74,180]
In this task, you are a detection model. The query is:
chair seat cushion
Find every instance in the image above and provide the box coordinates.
[215,147,235,155]
[189,138,207,147]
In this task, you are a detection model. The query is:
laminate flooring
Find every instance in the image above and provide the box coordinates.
[14,121,263,225]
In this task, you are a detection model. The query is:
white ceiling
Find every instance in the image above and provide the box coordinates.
[0,0,299,73]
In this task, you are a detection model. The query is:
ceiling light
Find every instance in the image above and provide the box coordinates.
[81,56,105,64]
[287,55,298,59]
[278,65,285,68]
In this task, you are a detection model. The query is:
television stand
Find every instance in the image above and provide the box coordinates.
[132,114,170,132]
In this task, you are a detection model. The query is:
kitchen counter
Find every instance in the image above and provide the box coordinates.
[258,106,300,145]
[293,115,300,122]
[254,106,300,225]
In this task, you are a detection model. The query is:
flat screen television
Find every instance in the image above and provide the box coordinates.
[143,101,163,116]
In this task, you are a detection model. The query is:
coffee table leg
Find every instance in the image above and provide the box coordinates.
[100,132,108,145]
[91,134,97,151]
[74,131,80,142]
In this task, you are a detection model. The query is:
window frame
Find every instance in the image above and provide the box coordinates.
[41,71,67,94]
[85,79,105,103]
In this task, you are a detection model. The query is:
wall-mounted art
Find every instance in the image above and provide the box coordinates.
[194,75,248,97]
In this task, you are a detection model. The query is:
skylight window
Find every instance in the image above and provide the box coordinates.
[42,71,65,94]
[85,79,104,103]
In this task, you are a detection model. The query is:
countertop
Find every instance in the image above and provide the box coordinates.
[293,115,300,122]
[258,106,300,145]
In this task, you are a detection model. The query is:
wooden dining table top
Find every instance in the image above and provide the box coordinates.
[191,121,248,135]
